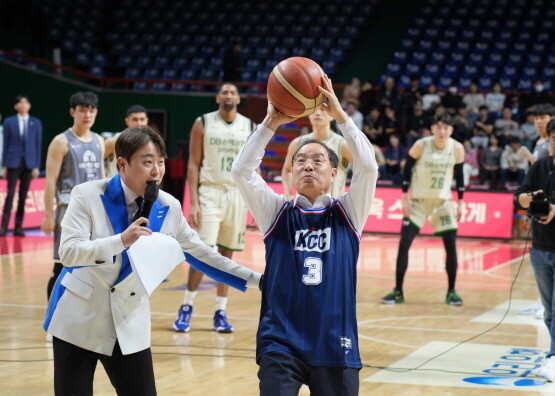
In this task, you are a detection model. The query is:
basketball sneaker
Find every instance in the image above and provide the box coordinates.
[533,356,555,382]
[381,289,405,304]
[213,310,234,333]
[173,304,193,332]
[445,291,463,306]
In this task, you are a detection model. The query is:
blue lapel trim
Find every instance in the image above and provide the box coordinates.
[100,175,169,285]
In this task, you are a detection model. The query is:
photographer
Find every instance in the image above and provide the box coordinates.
[514,124,555,381]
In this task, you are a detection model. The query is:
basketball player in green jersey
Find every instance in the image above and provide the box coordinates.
[174,83,254,333]
[281,107,352,199]
[382,113,466,306]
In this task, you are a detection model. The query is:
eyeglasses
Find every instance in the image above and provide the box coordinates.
[293,157,330,168]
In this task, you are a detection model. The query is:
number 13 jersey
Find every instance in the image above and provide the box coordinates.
[199,110,252,186]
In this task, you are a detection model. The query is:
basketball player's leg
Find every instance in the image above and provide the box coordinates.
[382,200,424,304]
[47,205,68,300]
[431,200,462,305]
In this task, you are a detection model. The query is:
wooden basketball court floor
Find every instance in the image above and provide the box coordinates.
[0,230,551,395]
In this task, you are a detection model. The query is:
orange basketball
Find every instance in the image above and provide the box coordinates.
[267,57,325,117]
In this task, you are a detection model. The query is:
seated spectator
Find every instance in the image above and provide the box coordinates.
[452,104,473,142]
[485,82,506,119]
[471,105,494,149]
[359,80,377,115]
[462,139,480,186]
[377,76,401,112]
[345,101,364,130]
[373,143,386,169]
[341,76,361,108]
[422,83,441,112]
[401,74,424,118]
[363,107,384,146]
[381,134,406,185]
[494,107,520,146]
[523,79,553,112]
[406,99,430,148]
[504,89,523,122]
[462,82,485,121]
[517,112,539,150]
[480,134,503,188]
[442,83,463,115]
[380,106,401,139]
[500,136,528,187]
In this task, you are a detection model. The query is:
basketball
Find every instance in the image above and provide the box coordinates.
[267,57,326,117]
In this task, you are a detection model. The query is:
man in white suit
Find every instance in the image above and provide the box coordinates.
[43,126,262,396]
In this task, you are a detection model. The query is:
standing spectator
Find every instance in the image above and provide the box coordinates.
[462,139,479,186]
[479,134,503,188]
[232,75,378,395]
[222,41,243,82]
[523,79,553,112]
[377,76,401,112]
[41,92,105,300]
[345,101,364,130]
[341,76,361,108]
[471,105,495,149]
[173,83,254,334]
[401,74,424,119]
[462,82,486,121]
[363,107,384,146]
[485,82,506,119]
[517,104,555,164]
[382,134,406,185]
[0,95,42,236]
[500,136,528,187]
[406,100,430,148]
[514,126,555,383]
[359,80,377,115]
[518,112,539,150]
[422,83,441,112]
[441,83,462,115]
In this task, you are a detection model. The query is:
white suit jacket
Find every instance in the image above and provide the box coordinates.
[44,175,260,355]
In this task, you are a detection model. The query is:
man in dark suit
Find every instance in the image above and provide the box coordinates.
[1,95,42,236]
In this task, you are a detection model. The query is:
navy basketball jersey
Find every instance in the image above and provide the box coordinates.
[258,200,362,368]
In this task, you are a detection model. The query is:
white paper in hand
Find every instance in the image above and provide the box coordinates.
[128,232,184,296]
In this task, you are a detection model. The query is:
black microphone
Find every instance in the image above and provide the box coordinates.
[140,181,159,226]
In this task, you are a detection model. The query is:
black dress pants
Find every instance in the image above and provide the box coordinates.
[2,161,32,229]
[53,337,156,396]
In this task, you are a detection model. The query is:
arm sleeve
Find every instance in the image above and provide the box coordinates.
[337,118,379,233]
[402,155,417,192]
[454,163,465,200]
[231,124,285,233]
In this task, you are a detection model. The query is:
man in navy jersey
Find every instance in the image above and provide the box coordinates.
[232,75,378,396]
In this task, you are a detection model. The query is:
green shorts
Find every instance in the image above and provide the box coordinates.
[407,199,458,235]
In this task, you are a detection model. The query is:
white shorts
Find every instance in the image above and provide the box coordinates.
[197,184,248,251]
[408,199,458,235]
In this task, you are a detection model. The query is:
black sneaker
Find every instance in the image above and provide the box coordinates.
[381,289,405,304]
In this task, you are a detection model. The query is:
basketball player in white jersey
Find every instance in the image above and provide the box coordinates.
[381,113,466,306]
[174,83,254,333]
[104,105,149,178]
[281,107,352,199]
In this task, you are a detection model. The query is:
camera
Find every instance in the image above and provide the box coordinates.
[528,191,550,219]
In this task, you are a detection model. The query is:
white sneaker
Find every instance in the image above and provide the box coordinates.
[45,333,53,342]
[535,306,545,320]
[533,356,555,382]
[519,299,543,315]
